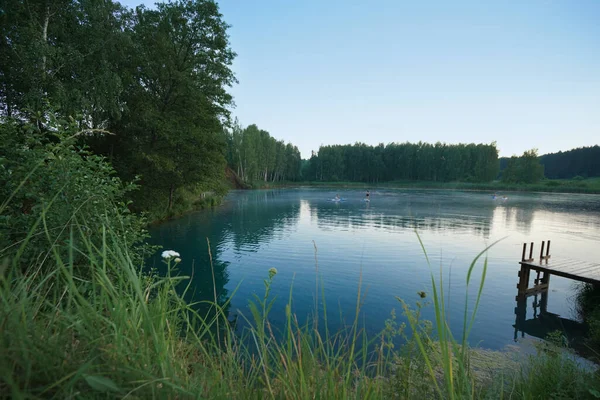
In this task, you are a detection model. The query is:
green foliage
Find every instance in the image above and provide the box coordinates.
[306,141,499,183]
[1,0,239,221]
[575,283,600,354]
[501,149,545,184]
[540,146,600,179]
[225,121,303,183]
[0,116,151,268]
[508,339,599,399]
[0,0,131,123]
[99,0,235,217]
[1,189,598,398]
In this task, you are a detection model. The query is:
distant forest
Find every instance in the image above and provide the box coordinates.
[225,121,302,183]
[1,0,596,223]
[500,146,600,179]
[303,142,499,183]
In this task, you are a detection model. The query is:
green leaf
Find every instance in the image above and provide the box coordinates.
[84,375,121,393]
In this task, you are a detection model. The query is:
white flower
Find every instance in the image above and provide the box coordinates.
[161,250,180,260]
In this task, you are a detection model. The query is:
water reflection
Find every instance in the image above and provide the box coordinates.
[149,189,600,350]
[150,218,233,321]
[514,292,589,357]
[308,193,498,237]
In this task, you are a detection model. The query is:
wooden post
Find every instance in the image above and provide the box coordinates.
[514,297,527,341]
[541,240,551,262]
[539,271,550,314]
[516,264,531,300]
[522,242,534,262]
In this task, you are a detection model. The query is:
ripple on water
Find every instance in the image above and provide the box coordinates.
[149,189,600,351]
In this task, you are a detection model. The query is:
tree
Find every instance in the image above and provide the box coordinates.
[1,0,237,218]
[99,0,236,213]
[0,0,131,125]
[540,146,600,179]
[304,141,499,183]
[502,149,544,184]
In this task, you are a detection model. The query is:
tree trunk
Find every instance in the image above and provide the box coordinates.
[41,6,50,75]
[238,152,244,180]
[168,184,175,210]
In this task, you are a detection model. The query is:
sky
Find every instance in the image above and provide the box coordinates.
[120,0,600,159]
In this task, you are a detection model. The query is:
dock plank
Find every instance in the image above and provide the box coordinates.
[520,258,600,285]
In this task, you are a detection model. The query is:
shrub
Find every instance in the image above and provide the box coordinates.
[0,115,151,269]
[545,180,561,187]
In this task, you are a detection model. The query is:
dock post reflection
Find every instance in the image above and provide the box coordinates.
[513,241,590,354]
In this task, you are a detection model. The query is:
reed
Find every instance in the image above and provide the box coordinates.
[1,202,598,398]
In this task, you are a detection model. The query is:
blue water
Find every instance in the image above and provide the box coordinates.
[149,188,600,350]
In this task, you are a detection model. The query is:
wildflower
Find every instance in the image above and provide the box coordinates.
[174,257,182,263]
[268,267,278,279]
[161,250,180,260]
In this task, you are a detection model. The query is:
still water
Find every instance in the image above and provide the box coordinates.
[149,189,600,350]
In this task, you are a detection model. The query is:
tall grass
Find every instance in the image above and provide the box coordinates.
[1,209,599,398]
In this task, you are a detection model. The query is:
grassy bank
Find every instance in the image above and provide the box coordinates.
[251,178,600,194]
[2,213,599,398]
[1,138,599,397]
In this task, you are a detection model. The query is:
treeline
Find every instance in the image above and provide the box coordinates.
[225,122,302,182]
[304,142,499,183]
[501,150,544,184]
[540,146,600,179]
[499,146,600,180]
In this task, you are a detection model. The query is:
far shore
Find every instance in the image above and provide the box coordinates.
[247,178,600,195]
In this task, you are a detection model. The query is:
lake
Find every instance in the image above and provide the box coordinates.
[149,188,600,350]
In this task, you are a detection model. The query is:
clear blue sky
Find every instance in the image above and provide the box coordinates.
[121,0,600,159]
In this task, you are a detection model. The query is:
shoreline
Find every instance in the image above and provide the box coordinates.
[148,178,600,224]
[248,180,600,195]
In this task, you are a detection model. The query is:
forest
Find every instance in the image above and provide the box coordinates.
[225,121,303,183]
[0,0,302,220]
[303,142,500,183]
[540,146,600,179]
[1,0,596,224]
[499,146,600,180]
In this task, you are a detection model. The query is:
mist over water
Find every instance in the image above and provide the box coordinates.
[150,189,600,350]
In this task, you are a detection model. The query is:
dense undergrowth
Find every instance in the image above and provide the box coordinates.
[576,283,600,352]
[1,123,599,399]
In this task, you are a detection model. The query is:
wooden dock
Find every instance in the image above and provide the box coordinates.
[516,240,600,301]
[513,240,598,355]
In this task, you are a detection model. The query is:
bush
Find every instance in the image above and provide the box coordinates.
[0,116,151,269]
[545,180,561,187]
[575,283,600,353]
[507,336,600,399]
